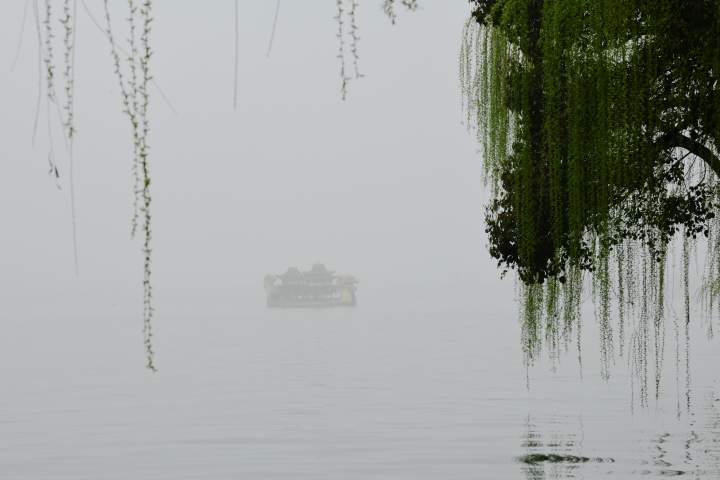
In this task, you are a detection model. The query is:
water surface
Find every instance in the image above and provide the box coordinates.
[2,282,719,479]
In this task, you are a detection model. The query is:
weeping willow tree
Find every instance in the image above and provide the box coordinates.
[461,0,720,404]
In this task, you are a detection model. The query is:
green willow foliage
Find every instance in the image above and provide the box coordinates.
[30,0,155,370]
[334,0,417,99]
[462,0,720,404]
[33,0,79,268]
[103,0,156,371]
[382,0,418,25]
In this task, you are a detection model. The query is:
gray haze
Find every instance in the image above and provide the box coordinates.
[1,2,720,479]
[0,0,503,322]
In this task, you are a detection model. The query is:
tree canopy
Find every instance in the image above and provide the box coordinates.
[462,0,720,402]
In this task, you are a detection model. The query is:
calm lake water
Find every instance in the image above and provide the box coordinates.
[2,281,719,479]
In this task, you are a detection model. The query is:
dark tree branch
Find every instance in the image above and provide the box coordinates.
[659,132,720,178]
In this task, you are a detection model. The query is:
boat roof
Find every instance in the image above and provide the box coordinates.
[277,263,338,280]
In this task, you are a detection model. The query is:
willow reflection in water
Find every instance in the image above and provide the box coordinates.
[519,416,611,480]
[519,391,720,479]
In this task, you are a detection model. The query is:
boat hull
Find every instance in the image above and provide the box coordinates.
[266,298,356,308]
[266,288,356,308]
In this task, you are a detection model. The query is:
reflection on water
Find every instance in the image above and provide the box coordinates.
[519,416,610,479]
[519,389,720,479]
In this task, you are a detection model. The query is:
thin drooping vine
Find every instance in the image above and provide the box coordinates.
[334,0,350,100]
[103,1,139,239]
[25,0,164,370]
[266,0,281,58]
[10,0,32,73]
[138,0,155,372]
[127,0,142,239]
[382,0,396,23]
[60,0,76,143]
[32,0,43,147]
[382,0,417,25]
[347,0,363,79]
[103,0,156,371]
[233,0,239,109]
[79,0,176,114]
[42,0,55,106]
[61,0,79,275]
[331,0,378,99]
[26,0,82,271]
[41,0,60,183]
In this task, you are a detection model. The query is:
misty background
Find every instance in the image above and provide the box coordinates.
[1,2,719,479]
[0,1,509,328]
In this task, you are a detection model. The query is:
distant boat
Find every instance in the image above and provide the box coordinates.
[264,263,358,308]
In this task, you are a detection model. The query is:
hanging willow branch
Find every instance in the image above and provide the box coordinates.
[61,0,79,275]
[138,0,155,372]
[103,0,156,371]
[29,0,164,370]
[32,0,43,147]
[334,0,350,100]
[79,0,176,114]
[30,0,80,271]
[333,0,415,99]
[265,0,280,58]
[347,0,363,79]
[382,0,417,24]
[40,0,60,182]
[42,0,55,105]
[10,0,32,72]
[233,0,239,109]
[127,0,142,239]
[463,0,720,406]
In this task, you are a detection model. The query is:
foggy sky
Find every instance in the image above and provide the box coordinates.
[0,2,514,332]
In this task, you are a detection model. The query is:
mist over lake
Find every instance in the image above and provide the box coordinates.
[1,1,719,478]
